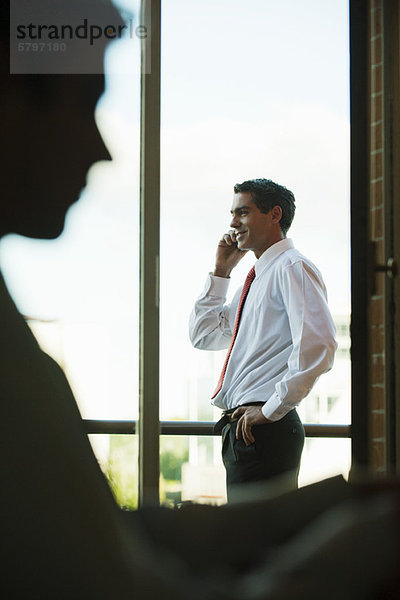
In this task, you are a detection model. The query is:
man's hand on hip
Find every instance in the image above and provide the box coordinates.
[232,405,271,446]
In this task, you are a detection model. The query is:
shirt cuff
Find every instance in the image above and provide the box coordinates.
[262,392,291,421]
[207,273,231,297]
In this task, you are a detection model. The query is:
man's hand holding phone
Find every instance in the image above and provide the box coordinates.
[213,230,247,278]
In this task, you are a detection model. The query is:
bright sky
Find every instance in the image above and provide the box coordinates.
[0,0,350,421]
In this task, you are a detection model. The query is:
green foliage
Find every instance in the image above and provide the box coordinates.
[160,436,189,482]
[160,449,189,482]
[106,435,138,510]
[104,434,190,508]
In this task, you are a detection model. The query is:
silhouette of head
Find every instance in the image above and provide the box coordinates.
[0,1,123,240]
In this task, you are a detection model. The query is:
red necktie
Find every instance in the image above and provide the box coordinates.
[211,266,256,399]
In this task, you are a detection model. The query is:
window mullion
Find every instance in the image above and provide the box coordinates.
[138,0,161,507]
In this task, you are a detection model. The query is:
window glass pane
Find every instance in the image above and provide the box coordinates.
[299,438,351,486]
[160,0,350,487]
[1,7,141,422]
[0,1,141,468]
[161,435,227,506]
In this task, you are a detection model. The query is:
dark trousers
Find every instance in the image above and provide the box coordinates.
[221,410,305,500]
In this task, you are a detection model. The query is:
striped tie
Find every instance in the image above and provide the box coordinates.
[211,266,256,399]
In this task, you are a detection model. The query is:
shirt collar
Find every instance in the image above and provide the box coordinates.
[254,238,294,277]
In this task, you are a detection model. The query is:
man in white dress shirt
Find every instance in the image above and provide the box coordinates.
[189,178,337,498]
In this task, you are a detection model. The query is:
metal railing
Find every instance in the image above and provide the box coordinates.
[84,420,351,438]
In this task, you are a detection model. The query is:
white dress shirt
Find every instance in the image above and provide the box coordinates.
[189,238,337,421]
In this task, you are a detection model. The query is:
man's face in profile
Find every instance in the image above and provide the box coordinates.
[0,74,110,240]
[0,0,123,241]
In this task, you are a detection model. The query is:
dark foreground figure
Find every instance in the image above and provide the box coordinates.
[1,2,399,598]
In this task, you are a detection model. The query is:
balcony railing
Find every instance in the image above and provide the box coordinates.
[84,420,351,438]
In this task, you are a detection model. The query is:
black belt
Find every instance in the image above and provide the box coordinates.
[213,402,264,434]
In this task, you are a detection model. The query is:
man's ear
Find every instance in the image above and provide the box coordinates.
[271,205,282,223]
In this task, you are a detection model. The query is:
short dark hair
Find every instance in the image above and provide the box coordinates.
[233,178,296,235]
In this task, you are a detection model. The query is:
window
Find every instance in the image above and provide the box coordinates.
[160,0,350,499]
[1,0,141,489]
[0,0,351,506]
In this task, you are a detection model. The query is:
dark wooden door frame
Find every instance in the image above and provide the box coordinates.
[350,0,371,468]
[350,0,400,472]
